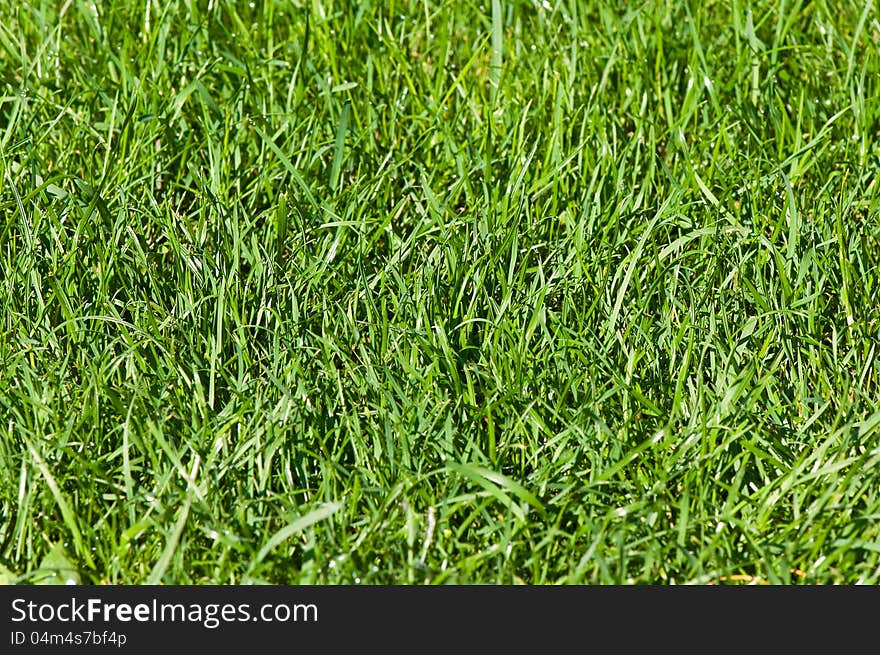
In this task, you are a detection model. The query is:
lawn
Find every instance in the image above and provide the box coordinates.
[1,0,879,584]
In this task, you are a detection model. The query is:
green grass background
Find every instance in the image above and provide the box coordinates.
[1,0,879,584]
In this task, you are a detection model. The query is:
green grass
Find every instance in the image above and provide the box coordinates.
[1,0,879,585]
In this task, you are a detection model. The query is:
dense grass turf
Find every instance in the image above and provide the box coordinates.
[1,0,879,584]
